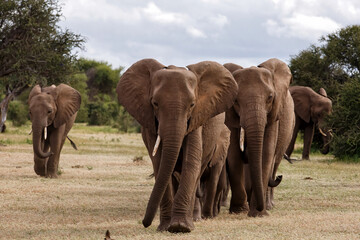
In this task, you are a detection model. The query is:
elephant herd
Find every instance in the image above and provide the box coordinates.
[27,58,333,233]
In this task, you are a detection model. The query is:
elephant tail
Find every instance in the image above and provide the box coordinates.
[67,136,78,150]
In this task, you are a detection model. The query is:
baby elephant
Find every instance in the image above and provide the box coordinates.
[28,84,81,178]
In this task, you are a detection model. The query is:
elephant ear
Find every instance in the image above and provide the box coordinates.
[186,61,238,133]
[319,88,327,97]
[53,84,81,128]
[223,63,243,74]
[117,59,165,133]
[291,87,311,123]
[28,85,41,103]
[258,58,292,122]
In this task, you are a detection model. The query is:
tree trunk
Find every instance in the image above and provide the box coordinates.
[0,85,28,132]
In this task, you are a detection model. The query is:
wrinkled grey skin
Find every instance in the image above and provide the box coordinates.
[28,84,81,178]
[117,59,238,233]
[224,58,295,217]
[198,124,230,219]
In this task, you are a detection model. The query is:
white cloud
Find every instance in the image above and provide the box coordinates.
[60,0,141,22]
[210,14,229,28]
[186,26,207,38]
[266,14,342,41]
[141,2,186,25]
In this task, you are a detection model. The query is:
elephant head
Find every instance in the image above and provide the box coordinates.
[290,86,333,154]
[117,59,237,227]
[224,58,292,213]
[28,84,81,169]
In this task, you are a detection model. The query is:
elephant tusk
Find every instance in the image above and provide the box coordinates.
[29,129,33,135]
[152,135,161,157]
[329,130,333,138]
[44,127,47,140]
[319,128,327,137]
[239,127,245,152]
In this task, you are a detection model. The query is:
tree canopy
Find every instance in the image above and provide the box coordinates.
[0,0,85,130]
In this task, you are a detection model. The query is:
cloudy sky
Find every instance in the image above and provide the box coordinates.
[58,0,360,69]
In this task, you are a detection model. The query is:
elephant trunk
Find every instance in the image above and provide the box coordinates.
[142,122,186,228]
[244,111,266,212]
[32,124,52,158]
[268,175,283,187]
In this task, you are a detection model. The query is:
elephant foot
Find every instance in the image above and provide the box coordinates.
[34,163,46,176]
[266,201,274,210]
[157,219,171,232]
[46,173,58,178]
[168,216,194,233]
[202,212,213,219]
[248,209,269,217]
[229,204,249,214]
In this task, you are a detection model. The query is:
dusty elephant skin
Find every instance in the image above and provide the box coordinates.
[224,58,295,217]
[117,58,238,233]
[28,84,81,178]
[285,86,333,160]
[198,124,230,219]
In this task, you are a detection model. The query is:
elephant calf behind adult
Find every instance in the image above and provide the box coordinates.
[28,84,81,178]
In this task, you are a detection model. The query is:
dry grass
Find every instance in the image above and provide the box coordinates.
[0,123,360,239]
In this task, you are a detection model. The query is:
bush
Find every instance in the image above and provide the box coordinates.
[328,77,360,159]
[70,73,89,123]
[7,100,29,126]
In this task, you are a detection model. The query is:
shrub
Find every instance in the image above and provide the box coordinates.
[7,100,29,126]
[328,77,360,159]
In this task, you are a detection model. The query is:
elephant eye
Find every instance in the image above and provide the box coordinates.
[190,103,195,108]
[48,109,52,114]
[152,101,159,108]
[267,94,273,103]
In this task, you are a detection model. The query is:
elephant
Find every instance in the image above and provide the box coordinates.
[285,86,332,160]
[116,59,238,233]
[224,58,295,217]
[197,124,230,219]
[28,84,81,178]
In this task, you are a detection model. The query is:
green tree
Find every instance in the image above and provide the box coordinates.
[328,77,360,159]
[78,58,123,100]
[289,25,360,159]
[0,0,85,131]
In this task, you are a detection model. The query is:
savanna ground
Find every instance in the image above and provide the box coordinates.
[0,123,359,240]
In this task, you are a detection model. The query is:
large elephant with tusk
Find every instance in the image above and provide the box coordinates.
[117,59,238,233]
[28,84,81,178]
[285,86,333,161]
[224,58,295,217]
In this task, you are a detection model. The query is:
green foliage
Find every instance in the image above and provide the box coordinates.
[7,100,28,126]
[70,73,89,123]
[79,58,123,100]
[328,77,360,158]
[289,25,360,159]
[0,0,85,87]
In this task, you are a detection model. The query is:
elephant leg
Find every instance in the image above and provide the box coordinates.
[46,126,65,178]
[168,128,202,233]
[213,164,227,216]
[302,123,315,160]
[227,128,249,214]
[285,116,301,160]
[202,162,222,218]
[249,122,278,217]
[193,194,202,221]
